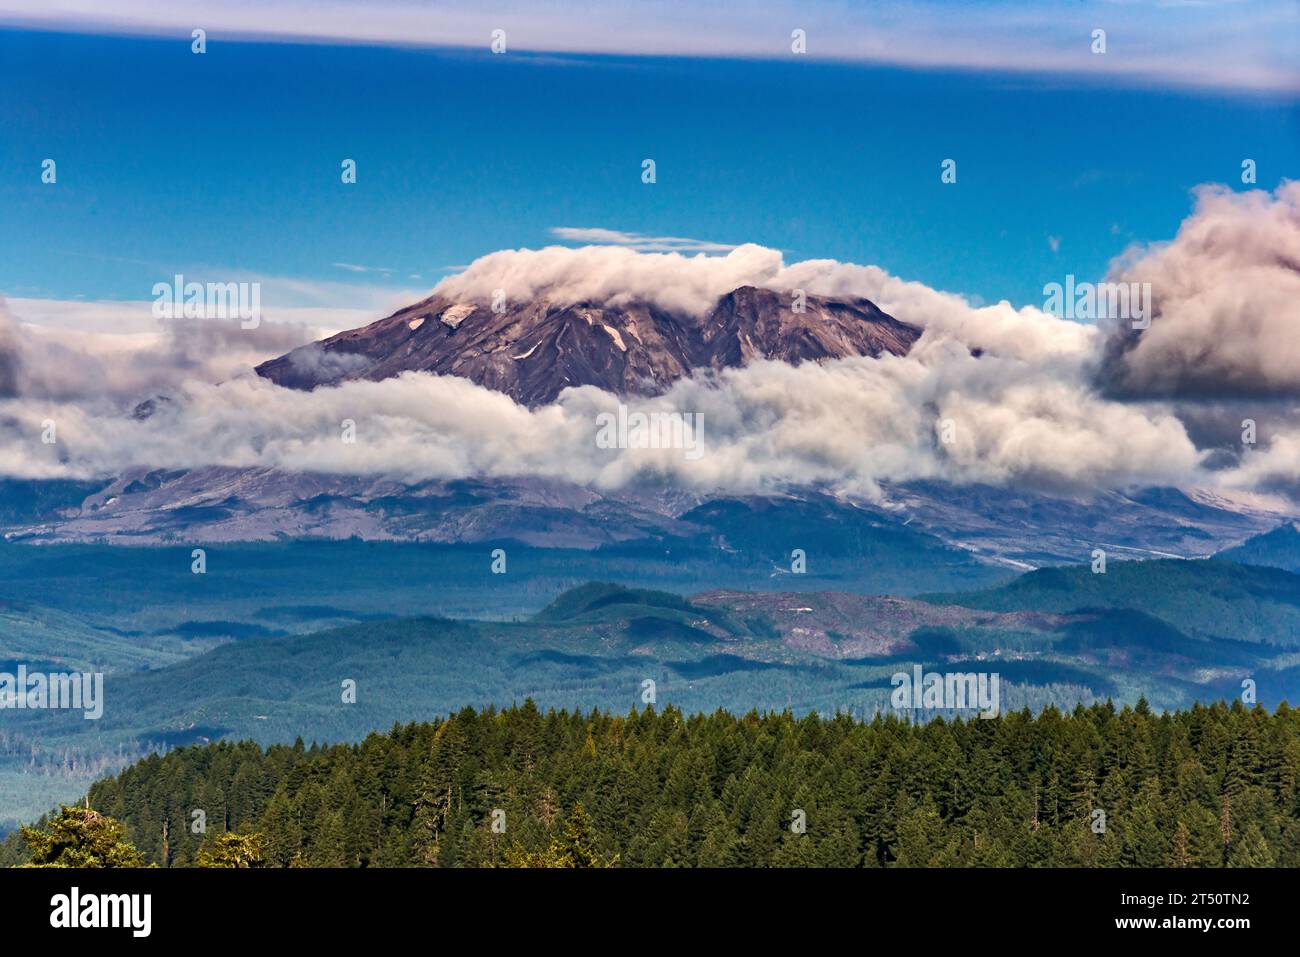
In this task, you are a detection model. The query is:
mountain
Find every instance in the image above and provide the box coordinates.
[0,474,1014,595]
[1217,522,1300,573]
[2,468,1286,572]
[883,482,1288,567]
[927,557,1300,646]
[254,285,922,406]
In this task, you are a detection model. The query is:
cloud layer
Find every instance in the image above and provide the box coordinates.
[0,183,1296,507]
[0,301,322,402]
[430,240,1098,365]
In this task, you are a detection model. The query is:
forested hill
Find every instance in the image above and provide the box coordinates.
[4,700,1297,868]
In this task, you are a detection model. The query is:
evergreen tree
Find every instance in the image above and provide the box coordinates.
[10,701,1296,869]
[21,805,147,868]
[195,831,268,868]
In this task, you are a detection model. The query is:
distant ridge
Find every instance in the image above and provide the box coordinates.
[1218,522,1300,573]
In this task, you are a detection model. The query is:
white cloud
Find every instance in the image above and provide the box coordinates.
[333,262,396,275]
[1219,423,1300,499]
[0,298,324,402]
[0,346,1205,496]
[549,228,739,254]
[1101,181,1300,398]
[432,241,1098,364]
[0,269,430,402]
[0,0,1292,92]
[0,255,1201,498]
[432,242,786,316]
[1,184,1296,503]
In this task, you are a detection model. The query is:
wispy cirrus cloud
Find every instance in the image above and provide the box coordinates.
[0,0,1293,92]
[549,228,739,254]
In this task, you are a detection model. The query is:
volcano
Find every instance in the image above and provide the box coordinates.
[255,285,922,406]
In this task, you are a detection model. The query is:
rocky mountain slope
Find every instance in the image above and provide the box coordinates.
[0,469,1287,572]
[254,285,922,405]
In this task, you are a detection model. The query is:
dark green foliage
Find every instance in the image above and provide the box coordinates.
[11,561,1300,832]
[18,804,146,868]
[1218,523,1300,574]
[0,480,103,527]
[8,699,1295,868]
[502,803,618,867]
[533,583,696,623]
[929,558,1300,645]
[195,831,269,868]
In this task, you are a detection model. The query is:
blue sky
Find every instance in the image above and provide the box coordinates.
[0,10,1296,314]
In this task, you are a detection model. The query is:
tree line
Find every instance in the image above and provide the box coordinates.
[4,698,1297,867]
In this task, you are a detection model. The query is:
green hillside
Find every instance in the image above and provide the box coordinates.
[5,700,1296,868]
[928,559,1300,646]
[1218,523,1300,573]
[9,563,1300,833]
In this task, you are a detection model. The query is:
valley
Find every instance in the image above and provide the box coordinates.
[3,526,1299,832]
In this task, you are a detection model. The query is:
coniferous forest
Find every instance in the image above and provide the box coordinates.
[4,698,1298,867]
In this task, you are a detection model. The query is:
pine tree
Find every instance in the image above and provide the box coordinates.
[27,701,1300,870]
[1228,823,1275,867]
[502,803,618,867]
[195,831,268,868]
[1167,821,1192,868]
[20,805,147,868]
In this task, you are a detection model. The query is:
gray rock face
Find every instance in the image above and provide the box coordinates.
[254,286,921,406]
